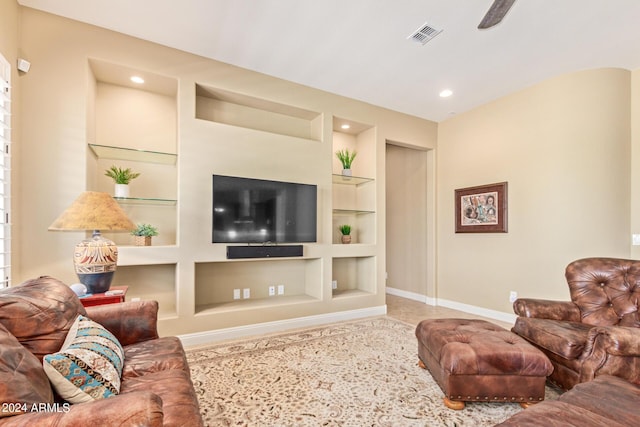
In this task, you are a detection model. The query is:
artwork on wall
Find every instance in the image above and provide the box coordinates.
[455,182,508,233]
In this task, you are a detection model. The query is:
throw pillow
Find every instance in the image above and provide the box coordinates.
[42,315,124,404]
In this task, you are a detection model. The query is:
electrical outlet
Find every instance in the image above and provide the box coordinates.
[332,280,337,290]
[268,286,276,296]
[509,291,518,303]
[243,288,250,299]
[233,289,241,300]
[277,285,285,295]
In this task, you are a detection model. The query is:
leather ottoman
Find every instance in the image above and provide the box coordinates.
[415,318,553,409]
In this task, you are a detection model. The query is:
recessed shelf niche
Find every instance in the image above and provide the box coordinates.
[194,258,322,314]
[195,84,322,141]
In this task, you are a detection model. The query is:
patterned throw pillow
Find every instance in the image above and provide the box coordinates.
[42,315,124,404]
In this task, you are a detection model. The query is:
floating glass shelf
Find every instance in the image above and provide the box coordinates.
[114,197,176,206]
[332,174,374,186]
[332,208,375,215]
[89,143,177,165]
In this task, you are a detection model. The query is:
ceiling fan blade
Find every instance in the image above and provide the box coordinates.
[478,0,516,29]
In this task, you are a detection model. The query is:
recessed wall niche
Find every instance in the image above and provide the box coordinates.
[195,84,323,141]
[87,58,178,246]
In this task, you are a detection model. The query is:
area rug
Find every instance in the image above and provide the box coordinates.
[186,317,560,426]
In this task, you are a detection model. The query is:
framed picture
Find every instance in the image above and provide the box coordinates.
[455,182,508,233]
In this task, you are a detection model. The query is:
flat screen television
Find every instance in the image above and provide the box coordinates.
[212,175,317,244]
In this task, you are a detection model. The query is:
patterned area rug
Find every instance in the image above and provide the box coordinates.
[186,317,560,426]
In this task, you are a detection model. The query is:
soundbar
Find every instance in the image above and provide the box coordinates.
[226,245,303,259]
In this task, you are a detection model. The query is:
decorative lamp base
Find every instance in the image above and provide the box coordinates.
[73,232,118,294]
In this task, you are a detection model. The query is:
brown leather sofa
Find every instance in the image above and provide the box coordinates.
[496,374,640,426]
[0,276,203,426]
[511,257,640,390]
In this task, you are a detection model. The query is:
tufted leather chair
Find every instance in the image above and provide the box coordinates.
[511,257,640,390]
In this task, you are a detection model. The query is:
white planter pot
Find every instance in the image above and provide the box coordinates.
[342,169,352,177]
[114,184,130,198]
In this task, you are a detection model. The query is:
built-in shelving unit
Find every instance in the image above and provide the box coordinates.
[82,61,385,335]
[87,59,179,323]
[331,116,378,299]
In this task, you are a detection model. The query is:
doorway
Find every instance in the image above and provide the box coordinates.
[385,143,433,302]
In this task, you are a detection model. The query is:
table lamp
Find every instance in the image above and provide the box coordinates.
[48,191,136,294]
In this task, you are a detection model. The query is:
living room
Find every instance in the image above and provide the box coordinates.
[2,1,640,342]
[2,1,640,425]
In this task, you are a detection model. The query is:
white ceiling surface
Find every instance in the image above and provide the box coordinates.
[17,0,640,122]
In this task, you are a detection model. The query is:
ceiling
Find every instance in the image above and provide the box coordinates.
[17,0,640,122]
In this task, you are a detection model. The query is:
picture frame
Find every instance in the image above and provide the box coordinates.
[455,182,508,233]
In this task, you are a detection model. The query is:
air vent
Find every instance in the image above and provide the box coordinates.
[407,22,443,45]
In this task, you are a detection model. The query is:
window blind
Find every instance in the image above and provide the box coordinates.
[0,54,11,288]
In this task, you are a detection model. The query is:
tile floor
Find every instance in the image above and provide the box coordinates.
[386,294,513,329]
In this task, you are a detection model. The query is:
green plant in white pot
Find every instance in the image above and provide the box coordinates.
[131,223,158,246]
[335,149,357,176]
[105,166,140,198]
[339,224,352,244]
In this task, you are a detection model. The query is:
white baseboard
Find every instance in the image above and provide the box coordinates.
[385,287,436,305]
[385,287,516,325]
[179,305,387,348]
[435,298,517,324]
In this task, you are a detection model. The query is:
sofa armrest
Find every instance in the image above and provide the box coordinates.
[0,391,163,426]
[513,298,581,321]
[585,326,640,357]
[580,326,640,384]
[85,300,159,346]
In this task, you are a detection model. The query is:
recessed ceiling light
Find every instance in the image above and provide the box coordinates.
[439,89,453,98]
[130,76,145,84]
[341,124,351,130]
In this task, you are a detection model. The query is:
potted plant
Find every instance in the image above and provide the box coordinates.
[105,165,140,198]
[131,223,158,246]
[335,149,357,176]
[339,224,352,244]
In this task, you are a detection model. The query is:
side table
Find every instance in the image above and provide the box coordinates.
[80,285,128,307]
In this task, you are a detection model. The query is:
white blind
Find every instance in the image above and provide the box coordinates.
[0,53,11,288]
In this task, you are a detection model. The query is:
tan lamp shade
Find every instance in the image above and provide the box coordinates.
[48,191,136,231]
[48,191,135,294]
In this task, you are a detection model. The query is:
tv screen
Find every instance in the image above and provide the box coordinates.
[212,175,317,244]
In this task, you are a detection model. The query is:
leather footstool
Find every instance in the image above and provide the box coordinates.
[415,318,553,410]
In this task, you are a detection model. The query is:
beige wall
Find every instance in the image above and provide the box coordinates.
[631,69,640,259]
[13,6,437,335]
[437,68,631,313]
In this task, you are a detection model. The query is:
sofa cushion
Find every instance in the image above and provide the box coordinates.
[123,336,190,378]
[0,323,54,417]
[43,315,124,404]
[495,400,628,427]
[558,375,640,426]
[121,369,204,426]
[512,317,592,359]
[0,276,86,361]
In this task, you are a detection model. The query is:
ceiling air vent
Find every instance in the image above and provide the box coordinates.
[407,22,442,45]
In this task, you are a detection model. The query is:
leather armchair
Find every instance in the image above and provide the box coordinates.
[511,257,640,390]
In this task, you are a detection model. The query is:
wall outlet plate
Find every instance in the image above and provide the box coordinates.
[332,280,338,290]
[233,289,241,300]
[243,288,251,299]
[509,291,518,303]
[277,285,285,295]
[268,286,276,296]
